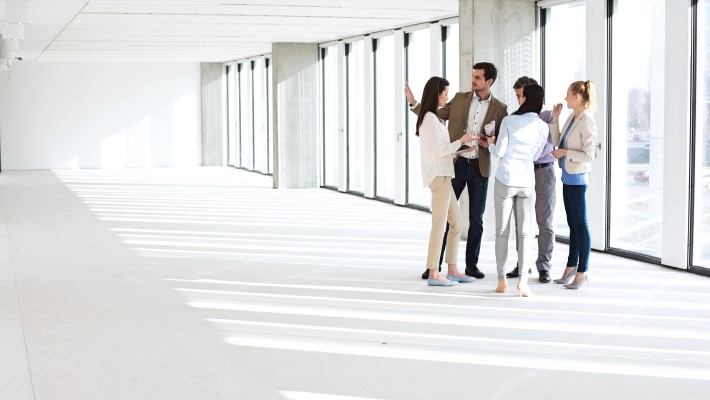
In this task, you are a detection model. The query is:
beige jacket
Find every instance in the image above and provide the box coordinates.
[549,110,598,174]
[413,91,508,177]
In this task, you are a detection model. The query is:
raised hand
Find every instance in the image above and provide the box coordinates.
[404,81,416,105]
[551,103,563,122]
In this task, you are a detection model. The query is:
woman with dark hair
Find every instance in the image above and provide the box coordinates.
[484,84,549,296]
[417,76,477,286]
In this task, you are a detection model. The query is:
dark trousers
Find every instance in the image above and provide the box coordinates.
[562,184,590,273]
[439,157,489,269]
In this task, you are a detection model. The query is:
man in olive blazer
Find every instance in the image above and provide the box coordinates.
[406,62,508,280]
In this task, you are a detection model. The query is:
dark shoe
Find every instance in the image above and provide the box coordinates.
[421,266,442,280]
[505,266,531,278]
[538,270,551,283]
[505,266,520,278]
[465,266,485,279]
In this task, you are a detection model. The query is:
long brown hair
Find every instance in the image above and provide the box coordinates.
[415,76,449,136]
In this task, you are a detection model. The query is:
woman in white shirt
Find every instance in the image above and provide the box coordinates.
[484,84,548,296]
[416,76,477,287]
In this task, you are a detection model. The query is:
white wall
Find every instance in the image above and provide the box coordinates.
[0,63,201,170]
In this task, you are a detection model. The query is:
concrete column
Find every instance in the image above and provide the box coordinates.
[201,63,225,166]
[458,0,536,241]
[272,43,319,189]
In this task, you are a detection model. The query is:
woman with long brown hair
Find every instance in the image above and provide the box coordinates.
[416,76,477,286]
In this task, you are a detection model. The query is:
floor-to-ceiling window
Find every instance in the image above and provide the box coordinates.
[226,64,239,167]
[693,0,710,269]
[239,62,254,170]
[322,46,339,188]
[374,35,395,200]
[542,1,586,239]
[266,58,274,174]
[444,23,460,93]
[253,59,268,174]
[318,20,456,211]
[225,57,272,175]
[347,41,366,193]
[609,0,665,258]
[406,28,432,208]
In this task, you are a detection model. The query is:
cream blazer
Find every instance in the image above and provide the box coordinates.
[549,110,598,174]
[419,112,462,188]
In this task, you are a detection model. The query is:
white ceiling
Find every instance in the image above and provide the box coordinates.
[15,0,459,63]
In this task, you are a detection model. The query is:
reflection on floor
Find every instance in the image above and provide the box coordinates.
[1,167,709,400]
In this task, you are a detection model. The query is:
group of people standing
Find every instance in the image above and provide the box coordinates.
[405,62,597,296]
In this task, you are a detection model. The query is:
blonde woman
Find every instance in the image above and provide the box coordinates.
[416,76,477,286]
[550,80,598,289]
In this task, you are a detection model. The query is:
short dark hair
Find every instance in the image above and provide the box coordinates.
[472,62,498,84]
[513,76,539,89]
[512,84,544,116]
[415,76,449,136]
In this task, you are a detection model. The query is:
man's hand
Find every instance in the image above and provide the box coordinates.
[478,135,493,148]
[404,81,416,106]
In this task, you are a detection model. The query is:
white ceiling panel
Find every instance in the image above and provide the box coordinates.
[69,14,407,28]
[82,3,455,19]
[15,0,458,63]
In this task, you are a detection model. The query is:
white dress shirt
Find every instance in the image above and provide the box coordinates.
[419,112,462,188]
[489,112,548,188]
[461,94,491,159]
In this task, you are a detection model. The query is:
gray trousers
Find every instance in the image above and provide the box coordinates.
[494,180,534,280]
[533,165,556,271]
[512,164,557,272]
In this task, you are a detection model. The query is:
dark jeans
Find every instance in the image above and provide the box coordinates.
[439,157,489,269]
[562,184,590,273]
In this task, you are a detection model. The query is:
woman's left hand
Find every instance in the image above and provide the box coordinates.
[552,148,567,159]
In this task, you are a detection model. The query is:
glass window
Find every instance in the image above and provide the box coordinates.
[375,36,395,200]
[406,28,432,208]
[253,59,268,173]
[693,0,710,268]
[239,63,253,169]
[226,64,239,166]
[609,0,665,257]
[347,41,365,193]
[543,2,586,239]
[322,46,339,187]
[444,23,460,94]
[266,58,273,174]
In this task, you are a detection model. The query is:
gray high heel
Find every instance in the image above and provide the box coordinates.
[553,268,576,284]
[563,274,589,290]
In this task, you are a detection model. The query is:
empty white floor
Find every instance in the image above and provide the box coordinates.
[1,167,709,400]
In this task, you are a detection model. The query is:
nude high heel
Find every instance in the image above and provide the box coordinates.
[553,267,576,284]
[496,278,508,293]
[563,273,589,290]
[517,281,533,297]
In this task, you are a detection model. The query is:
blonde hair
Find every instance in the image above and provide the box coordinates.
[569,80,596,112]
